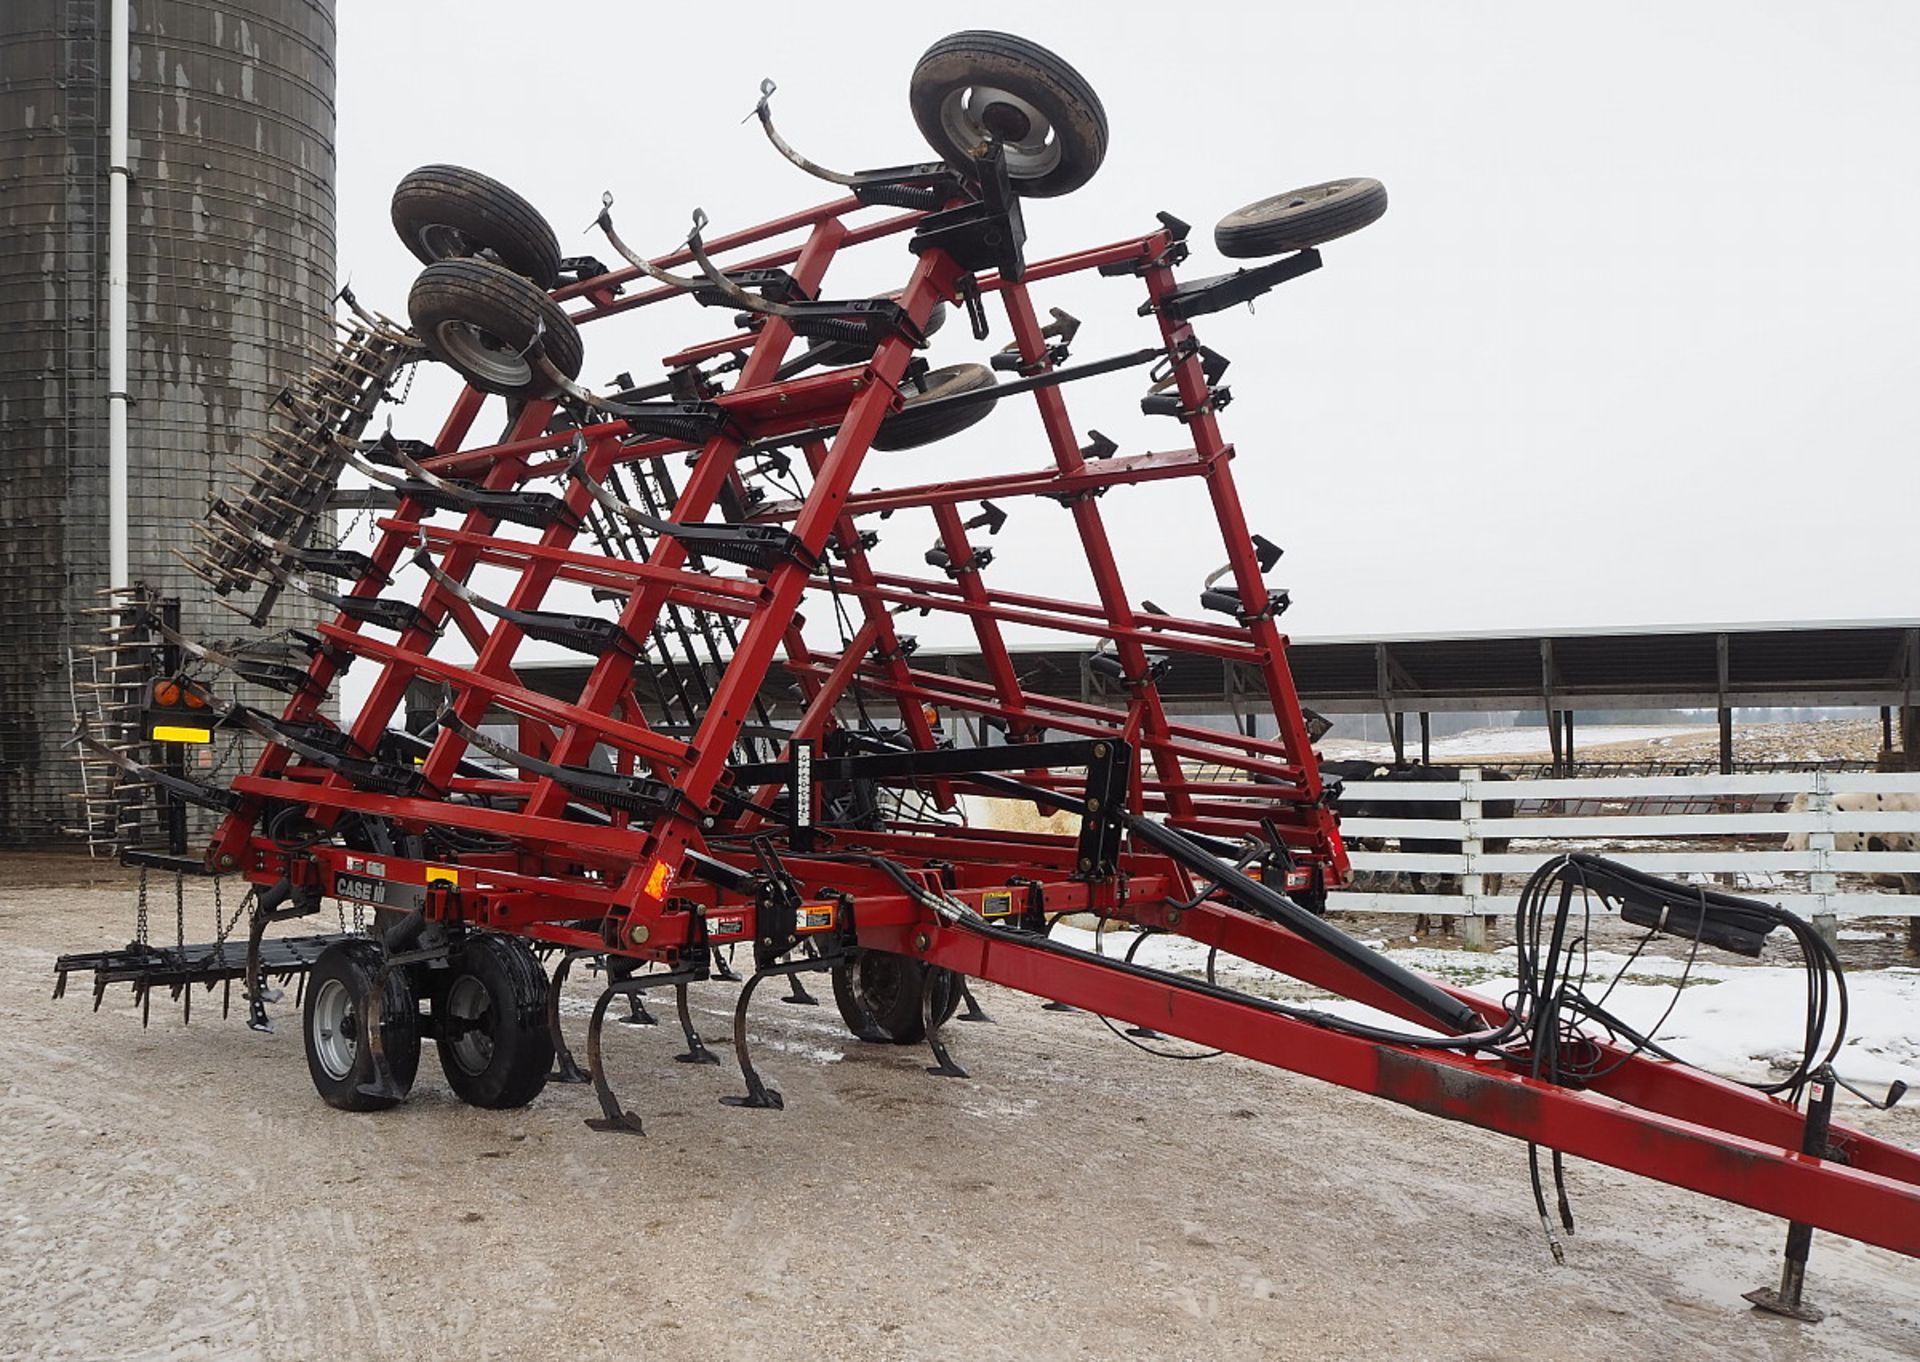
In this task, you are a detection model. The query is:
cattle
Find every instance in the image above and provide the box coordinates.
[1783,790,1920,901]
[1322,761,1515,936]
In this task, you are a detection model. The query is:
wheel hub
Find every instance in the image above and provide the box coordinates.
[418,222,474,260]
[940,85,1059,179]
[444,974,496,1076]
[433,319,533,387]
[310,977,359,1081]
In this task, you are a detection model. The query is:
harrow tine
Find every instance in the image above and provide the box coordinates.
[745,77,864,187]
[545,952,591,1085]
[590,193,708,296]
[955,979,996,1024]
[780,953,820,1006]
[718,969,786,1110]
[1121,931,1165,1039]
[582,985,647,1136]
[922,971,969,1079]
[671,983,720,1065]
[619,992,658,1027]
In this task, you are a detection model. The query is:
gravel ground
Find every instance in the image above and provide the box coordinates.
[3,851,1917,1362]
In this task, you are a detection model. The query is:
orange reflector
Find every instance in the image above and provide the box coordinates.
[153,680,181,706]
[642,859,672,900]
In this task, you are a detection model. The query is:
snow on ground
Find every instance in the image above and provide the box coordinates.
[1051,924,1920,1099]
[1318,723,1718,762]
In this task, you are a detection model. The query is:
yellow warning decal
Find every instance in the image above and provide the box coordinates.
[153,725,213,744]
[981,890,1015,918]
[642,859,672,900]
[425,866,459,886]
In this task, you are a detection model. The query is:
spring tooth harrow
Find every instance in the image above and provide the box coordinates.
[54,31,1920,1302]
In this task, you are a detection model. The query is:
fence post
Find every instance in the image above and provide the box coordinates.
[1459,767,1489,950]
[1808,772,1839,948]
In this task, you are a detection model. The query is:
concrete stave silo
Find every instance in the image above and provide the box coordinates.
[0,0,337,843]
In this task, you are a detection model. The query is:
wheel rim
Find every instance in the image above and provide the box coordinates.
[938,84,1061,180]
[433,319,533,387]
[444,974,495,1075]
[1255,182,1355,217]
[417,222,474,261]
[855,952,909,1017]
[310,978,358,1080]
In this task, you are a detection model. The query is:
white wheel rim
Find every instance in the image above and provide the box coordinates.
[939,84,1061,180]
[310,977,358,1080]
[445,974,495,1075]
[434,319,533,387]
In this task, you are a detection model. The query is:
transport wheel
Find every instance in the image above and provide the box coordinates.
[408,258,583,400]
[909,31,1108,198]
[1213,178,1389,259]
[831,950,962,1043]
[434,933,552,1109]
[303,939,421,1112]
[390,164,563,289]
[871,363,999,452]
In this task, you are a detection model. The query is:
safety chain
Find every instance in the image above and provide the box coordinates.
[210,879,252,969]
[133,866,150,946]
[174,872,186,951]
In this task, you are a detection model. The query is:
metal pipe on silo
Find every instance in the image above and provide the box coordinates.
[107,0,129,592]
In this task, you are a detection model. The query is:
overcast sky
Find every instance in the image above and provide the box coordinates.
[331,1,1917,658]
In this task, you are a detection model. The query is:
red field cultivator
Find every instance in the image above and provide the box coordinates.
[57,31,1918,1313]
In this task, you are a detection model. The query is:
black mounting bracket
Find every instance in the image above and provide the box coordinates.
[1145,248,1323,322]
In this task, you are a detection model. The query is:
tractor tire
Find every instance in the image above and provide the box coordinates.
[1214,178,1389,259]
[408,258,583,400]
[871,362,999,451]
[910,31,1107,198]
[831,950,961,1044]
[303,939,421,1112]
[391,164,563,289]
[434,934,552,1109]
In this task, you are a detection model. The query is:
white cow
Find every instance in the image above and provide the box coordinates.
[1783,791,1920,893]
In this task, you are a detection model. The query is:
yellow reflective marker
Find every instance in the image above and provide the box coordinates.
[425,866,459,886]
[152,725,213,744]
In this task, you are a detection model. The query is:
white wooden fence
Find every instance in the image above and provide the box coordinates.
[1328,769,1920,934]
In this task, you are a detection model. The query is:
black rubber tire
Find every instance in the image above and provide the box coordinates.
[408,258,583,400]
[391,164,562,289]
[910,31,1107,198]
[433,933,552,1109]
[1214,178,1389,259]
[831,950,961,1044]
[303,939,421,1112]
[871,363,999,451]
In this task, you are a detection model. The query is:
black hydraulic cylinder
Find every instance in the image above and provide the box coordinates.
[1122,813,1486,1036]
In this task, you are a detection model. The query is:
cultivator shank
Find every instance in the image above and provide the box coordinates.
[55,31,1920,1294]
